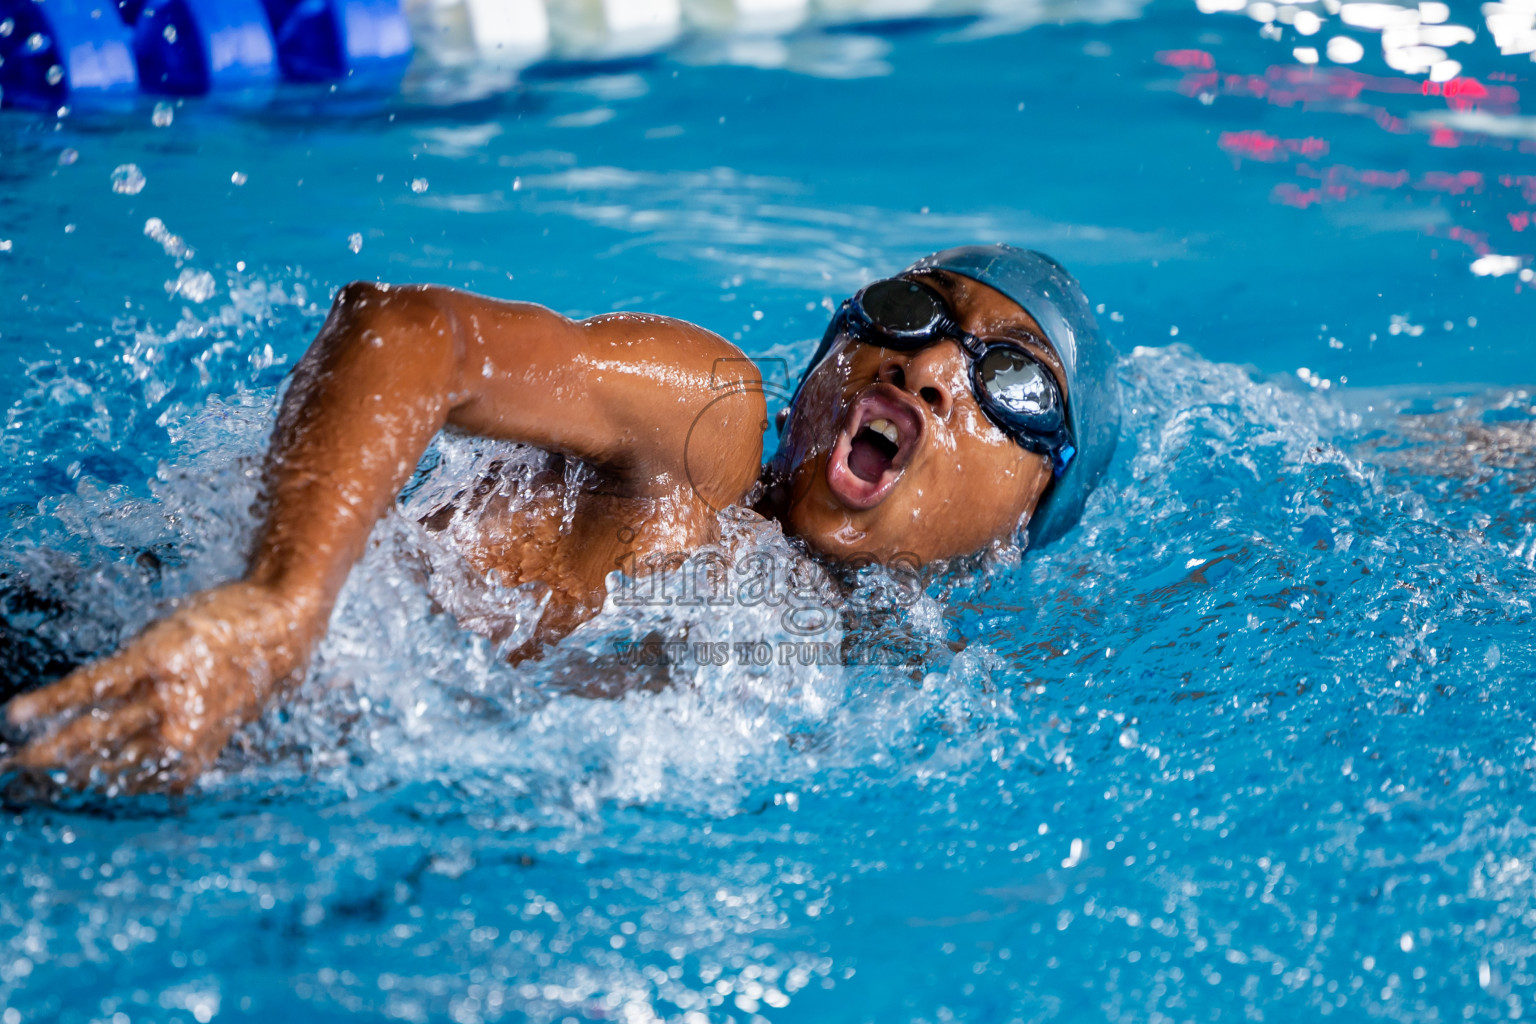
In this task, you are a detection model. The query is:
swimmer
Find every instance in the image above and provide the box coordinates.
[2,244,1119,792]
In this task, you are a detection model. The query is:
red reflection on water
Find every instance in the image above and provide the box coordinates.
[1420,171,1484,194]
[1218,130,1328,162]
[1155,49,1214,69]
[1274,166,1494,215]
[1427,127,1463,148]
[1271,184,1319,208]
[1166,51,1533,266]
[1171,63,1521,117]
[1433,224,1492,256]
[1500,176,1536,202]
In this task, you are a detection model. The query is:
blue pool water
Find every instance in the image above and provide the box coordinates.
[5,0,1536,1020]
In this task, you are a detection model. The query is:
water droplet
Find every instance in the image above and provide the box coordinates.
[348,233,363,254]
[25,33,48,53]
[1118,727,1139,749]
[1061,837,1085,868]
[166,268,216,303]
[162,23,177,44]
[58,148,78,166]
[230,171,247,186]
[143,217,192,259]
[410,178,429,193]
[110,163,146,195]
[0,18,13,37]
[45,65,63,86]
[152,102,174,127]
[0,240,12,253]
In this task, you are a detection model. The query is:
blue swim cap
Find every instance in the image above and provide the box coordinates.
[906,244,1120,550]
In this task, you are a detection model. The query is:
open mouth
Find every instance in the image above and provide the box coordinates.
[849,419,901,481]
[825,386,925,511]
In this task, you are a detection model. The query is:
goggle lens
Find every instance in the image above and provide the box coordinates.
[860,279,945,336]
[976,346,1063,429]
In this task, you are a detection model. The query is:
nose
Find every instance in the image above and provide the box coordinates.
[878,341,965,419]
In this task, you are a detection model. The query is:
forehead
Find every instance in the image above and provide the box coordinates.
[903,267,1043,336]
[900,268,1068,392]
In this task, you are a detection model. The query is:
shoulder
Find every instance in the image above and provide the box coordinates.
[577,311,754,366]
[580,312,768,508]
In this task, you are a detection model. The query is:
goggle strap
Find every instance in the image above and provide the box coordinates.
[793,286,1077,477]
[957,332,987,360]
[1051,443,1076,477]
[786,303,850,410]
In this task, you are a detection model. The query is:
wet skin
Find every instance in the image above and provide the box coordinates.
[3,270,1061,792]
[764,269,1064,565]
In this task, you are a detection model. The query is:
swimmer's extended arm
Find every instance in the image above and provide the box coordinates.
[4,282,764,792]
[250,283,766,605]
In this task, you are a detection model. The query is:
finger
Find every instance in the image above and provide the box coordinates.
[142,720,212,794]
[87,733,171,795]
[6,654,148,727]
[10,702,159,771]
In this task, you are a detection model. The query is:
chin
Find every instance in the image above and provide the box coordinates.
[791,486,1033,569]
[777,435,1037,567]
[796,521,887,562]
[784,481,929,567]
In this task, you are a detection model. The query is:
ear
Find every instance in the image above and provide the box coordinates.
[775,407,790,434]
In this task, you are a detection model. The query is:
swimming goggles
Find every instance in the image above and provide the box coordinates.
[798,276,1076,475]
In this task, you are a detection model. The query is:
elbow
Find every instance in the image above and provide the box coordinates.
[331,280,429,324]
[326,282,458,353]
[324,281,396,340]
[301,282,463,389]
[333,279,386,315]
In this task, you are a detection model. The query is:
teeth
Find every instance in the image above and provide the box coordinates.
[868,418,899,446]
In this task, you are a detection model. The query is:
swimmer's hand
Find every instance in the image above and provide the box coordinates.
[2,582,318,794]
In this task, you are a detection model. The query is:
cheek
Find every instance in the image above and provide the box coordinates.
[910,439,1044,534]
[993,450,1049,497]
[781,364,852,458]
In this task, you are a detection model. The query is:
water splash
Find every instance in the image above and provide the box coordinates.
[6,282,1536,1020]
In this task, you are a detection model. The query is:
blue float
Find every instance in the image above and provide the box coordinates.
[133,0,278,94]
[261,0,411,83]
[0,0,138,110]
